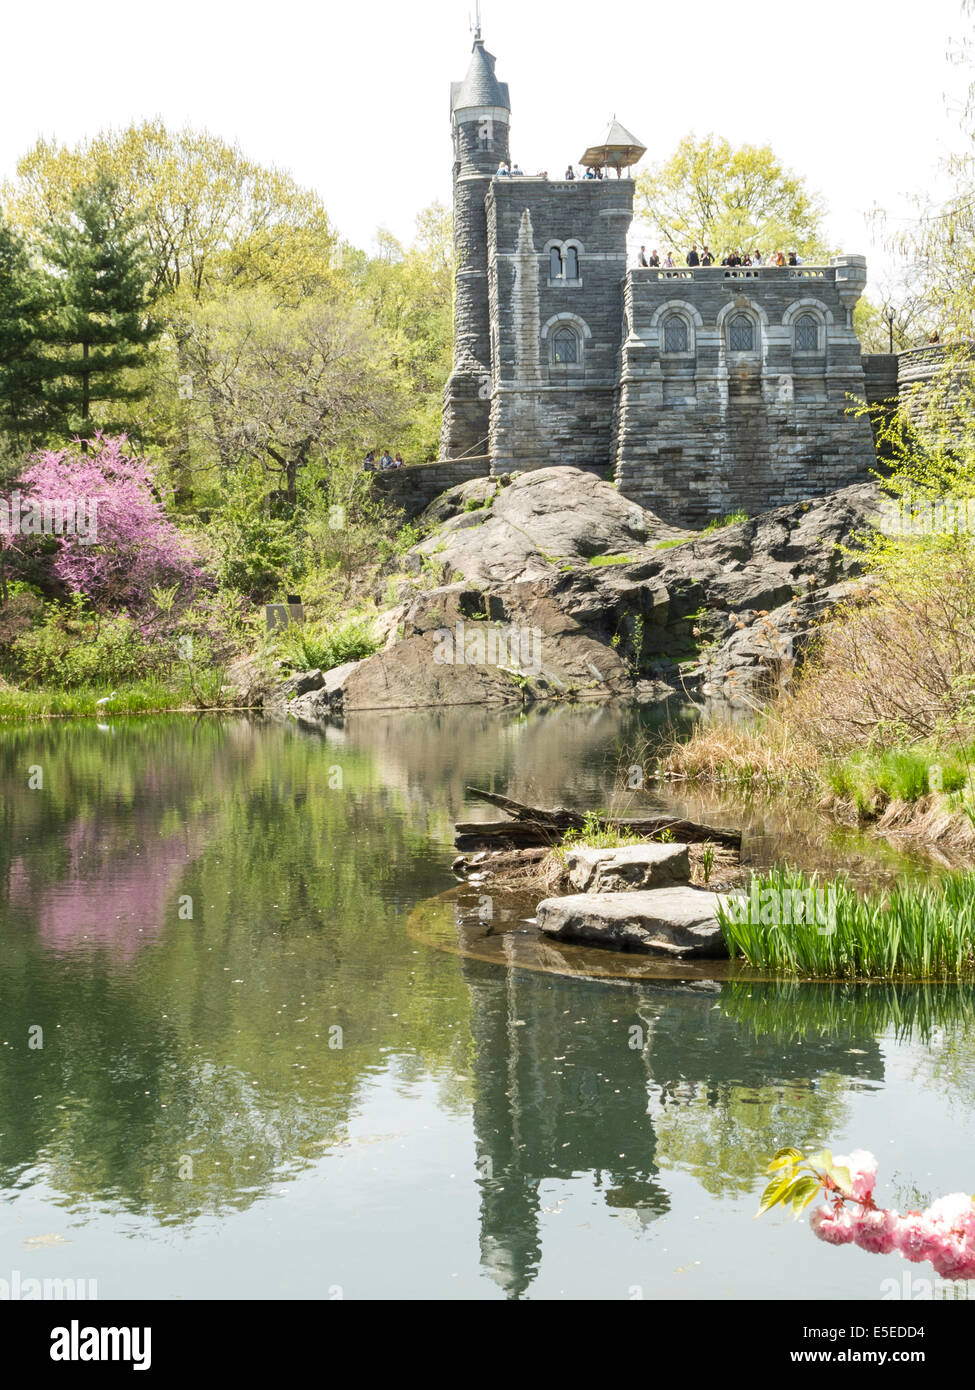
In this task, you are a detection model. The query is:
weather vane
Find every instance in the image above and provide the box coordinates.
[471,0,482,42]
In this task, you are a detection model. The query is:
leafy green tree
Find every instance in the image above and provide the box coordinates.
[177,289,400,503]
[338,203,453,461]
[635,134,831,262]
[5,122,338,305]
[37,176,160,440]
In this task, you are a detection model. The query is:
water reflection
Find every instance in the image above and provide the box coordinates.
[0,710,972,1299]
[461,963,888,1297]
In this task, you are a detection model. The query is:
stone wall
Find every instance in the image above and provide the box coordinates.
[862,353,900,406]
[485,177,633,472]
[613,258,878,526]
[369,458,493,519]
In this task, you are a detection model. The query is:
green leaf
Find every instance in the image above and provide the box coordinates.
[806,1149,833,1172]
[789,1176,821,1216]
[757,1172,794,1217]
[829,1165,853,1196]
[766,1147,803,1173]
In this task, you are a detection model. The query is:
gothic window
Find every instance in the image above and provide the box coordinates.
[564,246,579,282]
[794,313,819,352]
[729,314,755,352]
[552,327,578,364]
[662,316,689,354]
[550,248,563,280]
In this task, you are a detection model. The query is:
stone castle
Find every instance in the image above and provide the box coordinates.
[438,29,885,527]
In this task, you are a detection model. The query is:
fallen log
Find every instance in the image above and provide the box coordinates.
[460,786,741,849]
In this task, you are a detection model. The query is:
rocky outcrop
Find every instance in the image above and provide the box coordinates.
[535,887,728,958]
[565,844,690,893]
[255,467,882,719]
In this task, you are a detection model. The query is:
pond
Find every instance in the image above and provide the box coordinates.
[1,705,973,1300]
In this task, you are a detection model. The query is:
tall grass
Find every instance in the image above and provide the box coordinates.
[716,867,975,979]
[0,680,231,722]
[824,745,974,816]
[656,716,818,788]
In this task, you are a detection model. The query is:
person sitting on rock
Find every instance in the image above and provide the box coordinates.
[393,453,404,468]
[363,451,376,471]
[380,449,394,470]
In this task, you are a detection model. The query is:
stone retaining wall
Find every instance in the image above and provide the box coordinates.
[370,458,493,518]
[613,259,878,526]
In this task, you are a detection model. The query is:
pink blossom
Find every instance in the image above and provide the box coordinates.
[925,1193,975,1241]
[928,1235,975,1281]
[834,1149,878,1203]
[893,1211,939,1263]
[13,434,205,615]
[853,1207,900,1255]
[810,1203,856,1245]
[802,1150,975,1282]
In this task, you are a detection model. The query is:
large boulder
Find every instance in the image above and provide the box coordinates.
[565,844,690,892]
[409,467,681,586]
[536,887,728,958]
[280,474,885,718]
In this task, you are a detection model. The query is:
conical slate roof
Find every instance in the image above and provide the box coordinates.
[451,39,510,114]
[580,119,647,171]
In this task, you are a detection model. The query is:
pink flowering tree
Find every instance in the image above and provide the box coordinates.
[760,1147,975,1281]
[13,434,205,616]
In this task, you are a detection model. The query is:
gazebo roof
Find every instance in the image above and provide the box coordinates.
[580,119,647,171]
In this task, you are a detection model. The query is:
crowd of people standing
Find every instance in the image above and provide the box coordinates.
[636,244,804,269]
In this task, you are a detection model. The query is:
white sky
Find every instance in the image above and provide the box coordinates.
[1,0,971,292]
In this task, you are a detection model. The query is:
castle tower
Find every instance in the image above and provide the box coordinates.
[440,30,511,461]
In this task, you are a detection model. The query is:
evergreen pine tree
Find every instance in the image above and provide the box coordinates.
[0,215,49,451]
[38,175,160,441]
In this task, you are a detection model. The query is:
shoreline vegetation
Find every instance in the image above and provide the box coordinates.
[648,366,975,858]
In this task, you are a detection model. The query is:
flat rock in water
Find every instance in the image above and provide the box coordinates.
[565,844,690,893]
[535,887,728,958]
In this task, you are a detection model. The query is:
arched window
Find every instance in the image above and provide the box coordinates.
[728,314,754,352]
[794,313,819,352]
[552,327,578,364]
[662,316,689,354]
[550,247,563,280]
[564,246,579,281]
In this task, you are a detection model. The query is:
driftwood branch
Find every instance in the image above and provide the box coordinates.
[457,786,741,850]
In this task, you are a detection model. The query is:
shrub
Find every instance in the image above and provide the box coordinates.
[10,598,163,689]
[274,614,382,672]
[12,435,205,616]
